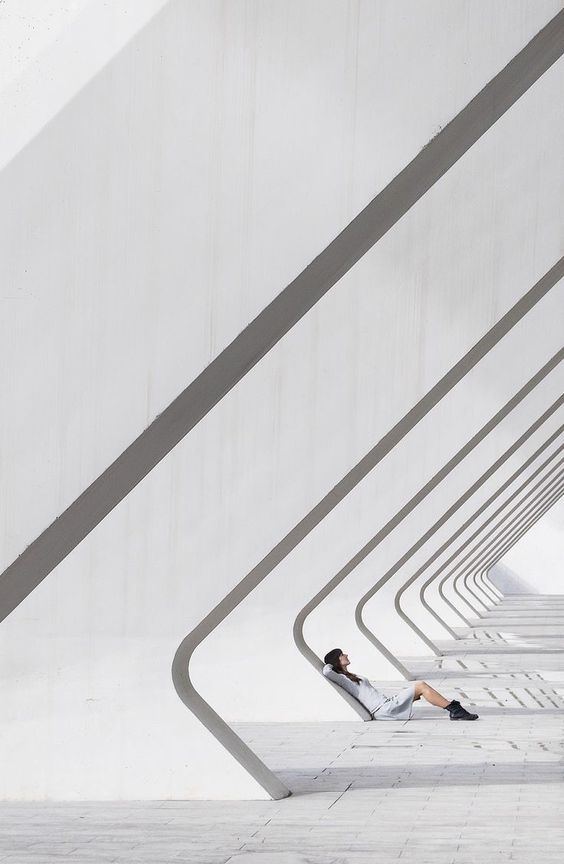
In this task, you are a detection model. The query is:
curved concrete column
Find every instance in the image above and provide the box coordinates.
[295,362,563,686]
[395,427,564,648]
[3,5,564,802]
[484,492,564,594]
[477,570,504,601]
[172,256,564,796]
[346,357,562,677]
[440,476,564,624]
[435,475,564,626]
[480,570,504,600]
[429,448,564,625]
[488,496,564,596]
[440,483,564,642]
[418,431,564,636]
[463,558,502,611]
[451,473,564,616]
[470,568,501,607]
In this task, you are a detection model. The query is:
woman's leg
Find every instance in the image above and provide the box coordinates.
[413,680,450,709]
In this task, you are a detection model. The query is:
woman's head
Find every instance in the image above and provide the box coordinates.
[324,648,359,682]
[324,648,349,672]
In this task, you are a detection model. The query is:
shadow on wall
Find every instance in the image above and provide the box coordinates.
[489,562,538,594]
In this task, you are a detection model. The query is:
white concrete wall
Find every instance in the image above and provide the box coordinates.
[490,498,564,594]
[1,0,563,799]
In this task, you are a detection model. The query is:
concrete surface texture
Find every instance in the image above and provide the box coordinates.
[0,0,563,801]
[1,595,564,862]
[491,498,564,593]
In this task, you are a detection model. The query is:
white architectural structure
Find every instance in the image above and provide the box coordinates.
[0,1,563,800]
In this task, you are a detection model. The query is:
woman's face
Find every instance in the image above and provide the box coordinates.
[339,652,350,670]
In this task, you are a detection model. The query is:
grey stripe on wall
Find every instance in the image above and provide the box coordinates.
[411,440,564,648]
[351,363,563,679]
[451,470,564,616]
[435,462,564,627]
[1,11,564,629]
[294,388,563,683]
[416,429,564,641]
[441,474,564,625]
[172,277,563,799]
[1,10,563,804]
[482,491,564,596]
[443,480,564,635]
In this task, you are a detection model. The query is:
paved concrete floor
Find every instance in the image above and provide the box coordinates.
[2,595,564,863]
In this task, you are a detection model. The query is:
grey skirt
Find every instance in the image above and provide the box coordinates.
[371,684,416,721]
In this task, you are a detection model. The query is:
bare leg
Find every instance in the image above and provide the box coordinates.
[413,680,450,709]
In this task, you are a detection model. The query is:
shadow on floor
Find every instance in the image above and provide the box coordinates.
[278,760,564,795]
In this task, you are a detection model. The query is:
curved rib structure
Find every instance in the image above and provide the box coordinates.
[450,474,564,617]
[437,471,564,627]
[295,359,562,685]
[416,431,564,639]
[348,356,562,675]
[397,434,564,646]
[439,483,564,637]
[173,288,563,797]
[438,478,564,625]
[3,8,564,802]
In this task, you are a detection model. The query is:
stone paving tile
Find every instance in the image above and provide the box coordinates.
[1,596,564,863]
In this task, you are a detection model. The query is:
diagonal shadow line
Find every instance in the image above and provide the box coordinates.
[462,539,516,612]
[479,569,504,603]
[451,472,564,618]
[442,478,564,629]
[2,13,564,627]
[477,570,502,601]
[172,348,563,800]
[438,471,564,626]
[293,405,559,715]
[397,432,564,647]
[455,496,544,612]
[478,564,504,599]
[294,376,563,684]
[475,503,564,610]
[349,364,563,678]
[425,458,564,638]
[425,439,562,627]
[436,478,563,626]
[472,565,500,605]
[437,485,564,653]
[455,546,501,608]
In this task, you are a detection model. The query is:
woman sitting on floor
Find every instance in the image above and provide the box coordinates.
[323,648,478,721]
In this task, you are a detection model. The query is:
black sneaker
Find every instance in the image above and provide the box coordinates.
[447,699,479,721]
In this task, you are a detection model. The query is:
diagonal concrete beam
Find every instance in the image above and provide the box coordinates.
[295,375,563,681]
[418,452,564,643]
[172,284,564,793]
[451,471,564,617]
[438,481,564,649]
[480,499,564,605]
[441,474,564,624]
[349,364,563,678]
[418,430,564,638]
[2,12,564,630]
[438,469,564,625]
[471,565,501,606]
[0,11,562,801]
[396,433,564,646]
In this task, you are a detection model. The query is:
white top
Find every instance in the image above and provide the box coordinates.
[322,664,387,714]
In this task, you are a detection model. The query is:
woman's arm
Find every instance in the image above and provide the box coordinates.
[322,664,359,697]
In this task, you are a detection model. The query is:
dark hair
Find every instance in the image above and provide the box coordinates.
[323,647,361,684]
